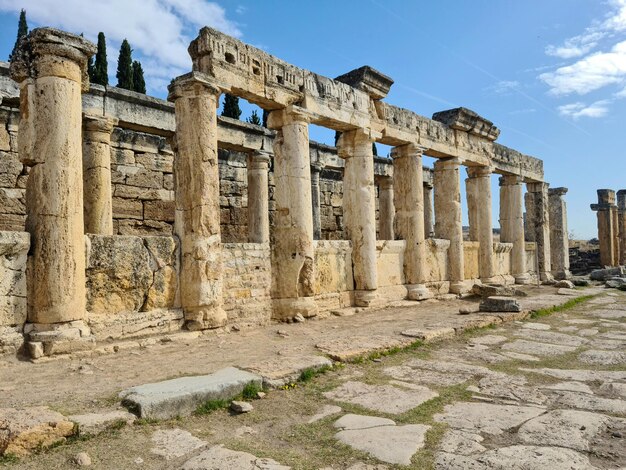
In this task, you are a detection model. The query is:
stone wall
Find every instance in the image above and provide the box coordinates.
[0,231,28,354]
[463,241,480,280]
[0,108,25,232]
[493,242,514,283]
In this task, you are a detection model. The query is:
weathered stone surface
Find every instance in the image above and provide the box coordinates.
[514,329,587,347]
[479,296,521,312]
[334,414,396,430]
[578,349,626,366]
[323,381,437,414]
[521,322,551,331]
[599,382,626,398]
[522,367,626,382]
[438,429,486,455]
[468,334,508,345]
[541,381,593,394]
[384,365,469,387]
[69,410,136,436]
[476,375,546,404]
[590,267,625,281]
[119,367,262,419]
[315,335,413,362]
[551,390,626,414]
[240,355,332,387]
[179,445,290,469]
[151,428,206,460]
[501,339,575,356]
[501,351,540,361]
[0,407,75,457]
[73,451,92,466]
[0,231,28,328]
[471,284,524,298]
[230,401,253,413]
[400,327,455,342]
[554,280,574,288]
[307,405,342,424]
[433,402,545,435]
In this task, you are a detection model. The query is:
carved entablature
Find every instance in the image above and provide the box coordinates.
[492,143,543,182]
[432,107,500,141]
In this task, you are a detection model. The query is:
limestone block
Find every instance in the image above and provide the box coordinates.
[0,152,23,187]
[69,410,136,436]
[376,241,406,287]
[463,241,480,280]
[135,152,173,172]
[314,241,354,295]
[425,238,450,282]
[0,231,29,327]
[144,200,175,222]
[0,124,10,152]
[125,168,163,189]
[112,197,143,220]
[479,296,521,312]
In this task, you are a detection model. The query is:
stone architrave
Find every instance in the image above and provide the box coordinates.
[337,128,380,306]
[499,175,529,284]
[267,107,318,320]
[310,161,324,240]
[466,166,496,283]
[617,190,626,265]
[423,181,434,239]
[9,28,96,324]
[378,176,395,241]
[591,189,618,267]
[392,144,432,300]
[525,182,553,282]
[434,157,466,294]
[548,187,571,280]
[247,150,271,244]
[83,114,117,235]
[168,72,226,330]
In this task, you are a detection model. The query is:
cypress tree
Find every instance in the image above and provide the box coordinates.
[93,32,109,86]
[221,94,242,119]
[372,142,378,156]
[9,9,28,62]
[116,39,133,90]
[246,110,261,125]
[262,109,269,127]
[132,61,146,93]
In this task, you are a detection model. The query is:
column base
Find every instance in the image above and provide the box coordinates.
[552,270,572,281]
[272,297,318,322]
[184,306,228,331]
[449,281,470,295]
[354,290,386,308]
[407,284,434,301]
[25,321,95,359]
[480,276,500,285]
[514,273,532,285]
[540,272,556,284]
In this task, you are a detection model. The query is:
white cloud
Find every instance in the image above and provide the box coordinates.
[616,86,626,97]
[508,108,536,115]
[485,80,520,95]
[557,100,611,119]
[0,0,241,95]
[540,40,626,95]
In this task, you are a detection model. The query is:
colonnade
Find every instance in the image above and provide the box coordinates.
[591,189,626,267]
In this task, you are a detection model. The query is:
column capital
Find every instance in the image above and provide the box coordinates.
[527,181,549,192]
[167,72,221,102]
[433,157,461,170]
[336,127,381,159]
[310,161,324,173]
[378,175,394,190]
[248,150,271,169]
[548,187,568,197]
[266,105,313,129]
[499,174,524,186]
[83,114,118,136]
[10,28,96,90]
[390,143,427,159]
[466,165,493,178]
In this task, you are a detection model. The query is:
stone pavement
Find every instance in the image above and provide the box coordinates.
[1,287,625,468]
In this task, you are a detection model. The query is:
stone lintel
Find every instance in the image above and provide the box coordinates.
[432,107,500,141]
[548,187,568,197]
[334,65,394,100]
[590,203,615,212]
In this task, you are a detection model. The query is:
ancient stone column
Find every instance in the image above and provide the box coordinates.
[267,107,318,320]
[168,72,226,330]
[434,157,466,294]
[591,189,618,267]
[423,181,434,239]
[310,161,324,240]
[247,150,271,244]
[525,182,553,282]
[10,29,95,324]
[618,190,626,265]
[392,144,432,300]
[466,166,496,282]
[499,175,529,284]
[378,176,395,240]
[612,203,621,266]
[337,128,379,306]
[548,187,571,280]
[83,114,117,235]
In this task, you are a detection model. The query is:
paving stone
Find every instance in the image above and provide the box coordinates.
[400,358,496,377]
[564,319,597,324]
[323,381,437,414]
[468,334,508,345]
[513,330,588,347]
[335,419,430,465]
[307,405,342,423]
[522,367,626,382]
[321,465,389,470]
[69,410,136,436]
[333,414,396,431]
[599,332,626,340]
[501,339,576,356]
[557,287,579,296]
[518,409,609,451]
[599,382,626,398]
[438,429,486,455]
[119,367,262,419]
[577,328,599,336]
[557,326,580,333]
[435,445,594,470]
[240,355,332,387]
[433,402,545,435]
[400,327,455,342]
[551,391,626,414]
[151,428,206,460]
[578,349,626,366]
[476,375,546,404]
[0,407,76,457]
[179,445,290,469]
[588,309,626,319]
[590,339,626,350]
[541,381,594,394]
[384,365,469,387]
[315,335,414,362]
[521,322,551,331]
[500,351,540,362]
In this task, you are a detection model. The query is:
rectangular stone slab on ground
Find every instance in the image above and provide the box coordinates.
[119,366,261,419]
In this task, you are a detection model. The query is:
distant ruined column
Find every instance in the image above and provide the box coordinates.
[338,128,379,307]
[434,157,466,294]
[83,114,117,235]
[378,176,395,240]
[267,107,318,320]
[310,161,324,240]
[467,166,496,283]
[499,175,529,284]
[525,182,553,282]
[10,28,95,325]
[392,144,432,300]
[423,181,434,239]
[168,72,227,330]
[548,187,571,280]
[247,150,271,244]
[618,190,626,265]
[591,189,618,267]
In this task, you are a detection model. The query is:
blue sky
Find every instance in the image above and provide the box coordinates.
[1,0,625,239]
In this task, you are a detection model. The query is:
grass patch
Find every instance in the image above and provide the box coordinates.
[298,364,334,383]
[134,417,160,425]
[530,295,595,319]
[194,399,229,415]
[0,454,18,466]
[241,381,264,399]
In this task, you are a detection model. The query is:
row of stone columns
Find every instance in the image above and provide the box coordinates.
[591,189,626,267]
